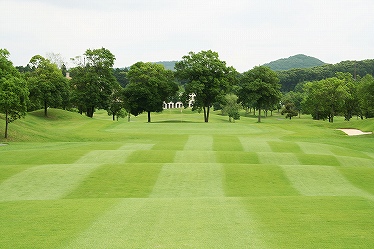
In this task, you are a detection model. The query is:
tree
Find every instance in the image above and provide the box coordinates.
[358,74,374,118]
[0,49,29,138]
[222,94,241,122]
[175,50,237,122]
[123,62,178,123]
[302,76,349,122]
[335,72,359,121]
[238,66,281,123]
[107,84,126,121]
[282,91,303,118]
[302,80,329,120]
[113,68,129,87]
[70,48,119,117]
[281,101,298,119]
[26,55,70,116]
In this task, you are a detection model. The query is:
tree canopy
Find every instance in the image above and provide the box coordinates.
[0,49,29,138]
[70,48,119,117]
[123,62,178,122]
[175,50,237,122]
[278,59,374,92]
[26,55,70,116]
[238,66,281,122]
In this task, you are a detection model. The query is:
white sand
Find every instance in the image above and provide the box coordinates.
[338,129,373,136]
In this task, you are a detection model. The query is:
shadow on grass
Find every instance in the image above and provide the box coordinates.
[151,120,202,124]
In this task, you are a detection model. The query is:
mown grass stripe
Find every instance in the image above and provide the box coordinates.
[258,152,301,165]
[149,163,225,198]
[118,143,154,150]
[239,137,272,152]
[281,165,374,201]
[184,135,213,151]
[297,142,334,155]
[0,143,151,202]
[336,156,374,168]
[0,164,101,202]
[75,150,133,164]
[173,151,217,163]
[63,198,267,249]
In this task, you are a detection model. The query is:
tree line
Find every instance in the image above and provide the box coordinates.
[1,47,374,139]
[278,59,374,92]
[282,72,374,122]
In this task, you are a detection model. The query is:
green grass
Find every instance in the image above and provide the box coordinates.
[66,163,163,198]
[0,108,374,248]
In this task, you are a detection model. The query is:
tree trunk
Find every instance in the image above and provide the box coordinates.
[4,110,8,139]
[44,100,48,117]
[203,106,210,122]
[206,106,210,122]
[86,107,94,118]
[330,106,334,123]
[147,111,151,123]
[128,113,131,122]
[112,114,115,121]
[257,108,261,123]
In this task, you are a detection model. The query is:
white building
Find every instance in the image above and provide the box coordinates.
[163,93,196,109]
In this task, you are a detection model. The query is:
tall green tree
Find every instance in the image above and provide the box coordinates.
[301,80,329,120]
[238,66,281,123]
[0,49,29,138]
[302,77,349,122]
[123,62,178,123]
[358,74,374,118]
[222,94,241,122]
[335,72,359,121]
[26,55,70,116]
[113,68,129,87]
[282,91,303,118]
[70,48,119,117]
[107,84,126,121]
[175,50,237,122]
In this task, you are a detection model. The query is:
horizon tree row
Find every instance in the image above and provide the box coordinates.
[281,72,374,122]
[3,47,374,138]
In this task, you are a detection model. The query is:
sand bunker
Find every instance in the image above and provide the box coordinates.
[338,129,373,136]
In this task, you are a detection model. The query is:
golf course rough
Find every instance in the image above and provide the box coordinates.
[0,109,374,248]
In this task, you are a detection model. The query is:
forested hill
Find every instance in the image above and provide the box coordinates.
[263,54,325,71]
[154,61,177,71]
[278,59,374,92]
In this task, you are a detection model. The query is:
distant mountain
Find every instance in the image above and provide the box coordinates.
[154,61,178,71]
[263,54,325,71]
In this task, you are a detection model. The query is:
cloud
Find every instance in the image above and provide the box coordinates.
[1,0,374,72]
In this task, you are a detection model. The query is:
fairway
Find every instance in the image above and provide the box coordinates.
[1,109,374,248]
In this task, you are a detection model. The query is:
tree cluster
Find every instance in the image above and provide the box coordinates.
[1,47,286,139]
[278,59,374,92]
[281,72,374,122]
[3,46,373,139]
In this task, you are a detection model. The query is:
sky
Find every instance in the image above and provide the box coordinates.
[1,0,374,72]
